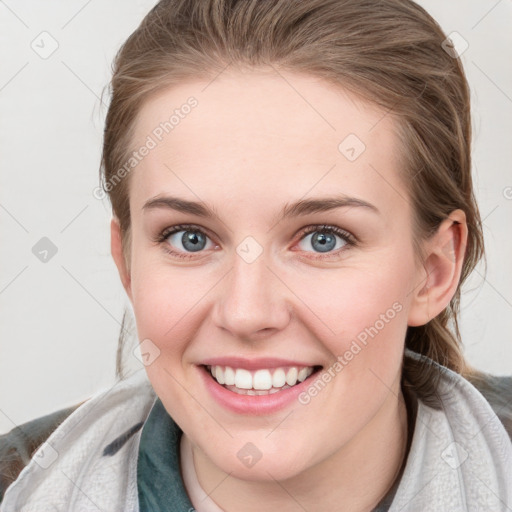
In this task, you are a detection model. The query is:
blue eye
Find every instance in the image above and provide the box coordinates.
[157,224,215,259]
[297,225,354,256]
[168,230,208,252]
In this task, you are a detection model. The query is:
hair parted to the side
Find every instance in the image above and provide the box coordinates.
[100,0,485,404]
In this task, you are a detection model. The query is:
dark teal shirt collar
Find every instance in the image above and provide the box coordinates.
[137,398,194,512]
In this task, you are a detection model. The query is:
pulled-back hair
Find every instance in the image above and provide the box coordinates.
[100,0,485,404]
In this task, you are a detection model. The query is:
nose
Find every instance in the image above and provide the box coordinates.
[211,249,291,341]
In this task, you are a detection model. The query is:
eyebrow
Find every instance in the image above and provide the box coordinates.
[142,194,379,222]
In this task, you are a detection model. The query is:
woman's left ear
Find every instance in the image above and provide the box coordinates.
[407,209,468,327]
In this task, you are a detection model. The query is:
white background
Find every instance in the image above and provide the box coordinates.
[0,0,511,434]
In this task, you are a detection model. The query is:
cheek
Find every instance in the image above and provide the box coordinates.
[129,260,207,359]
[288,254,414,351]
[129,264,209,416]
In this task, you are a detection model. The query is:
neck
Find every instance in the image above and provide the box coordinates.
[190,382,409,512]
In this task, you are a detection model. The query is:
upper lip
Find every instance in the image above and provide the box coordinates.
[200,357,321,370]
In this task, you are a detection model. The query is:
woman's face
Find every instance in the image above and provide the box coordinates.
[117,69,426,481]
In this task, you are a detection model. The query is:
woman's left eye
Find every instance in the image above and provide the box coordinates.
[295,225,355,258]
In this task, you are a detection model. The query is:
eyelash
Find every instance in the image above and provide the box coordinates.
[153,223,357,261]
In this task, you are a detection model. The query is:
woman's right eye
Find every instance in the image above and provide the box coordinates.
[156,224,217,259]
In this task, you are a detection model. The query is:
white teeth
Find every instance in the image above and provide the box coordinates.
[253,369,272,390]
[224,366,235,386]
[298,367,311,382]
[272,368,286,388]
[208,364,316,393]
[234,368,252,389]
[285,367,298,386]
[214,366,225,385]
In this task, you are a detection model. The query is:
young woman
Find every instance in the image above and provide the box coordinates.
[1,0,511,510]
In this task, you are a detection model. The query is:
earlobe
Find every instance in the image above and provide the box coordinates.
[110,217,132,302]
[407,209,468,327]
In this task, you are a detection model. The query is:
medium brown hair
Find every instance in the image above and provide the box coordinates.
[100,0,485,403]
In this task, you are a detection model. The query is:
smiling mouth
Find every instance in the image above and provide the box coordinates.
[204,364,322,395]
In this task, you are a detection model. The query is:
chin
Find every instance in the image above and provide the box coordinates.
[201,437,314,483]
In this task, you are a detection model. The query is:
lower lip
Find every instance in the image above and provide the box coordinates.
[198,365,319,415]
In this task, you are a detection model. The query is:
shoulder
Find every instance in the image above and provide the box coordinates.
[0,370,155,507]
[404,348,512,442]
[465,372,512,441]
[0,403,82,502]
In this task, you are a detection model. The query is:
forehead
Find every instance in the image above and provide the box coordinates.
[129,69,407,220]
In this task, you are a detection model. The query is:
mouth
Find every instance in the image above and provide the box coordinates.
[203,364,323,396]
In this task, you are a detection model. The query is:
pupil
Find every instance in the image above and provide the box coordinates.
[312,232,335,253]
[182,231,206,252]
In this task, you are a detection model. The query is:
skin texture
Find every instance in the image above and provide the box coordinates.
[111,68,467,511]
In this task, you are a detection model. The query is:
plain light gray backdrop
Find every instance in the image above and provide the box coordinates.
[0,0,511,434]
